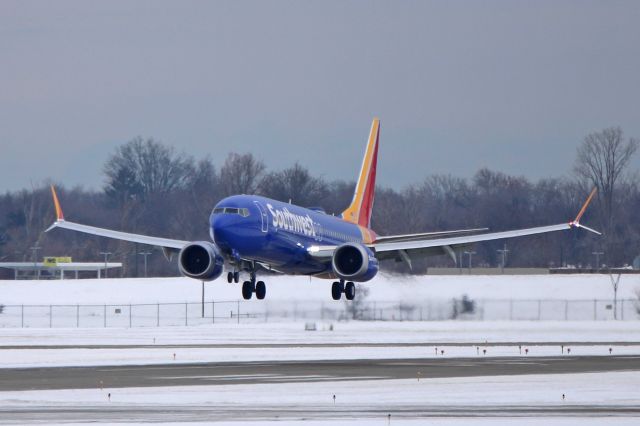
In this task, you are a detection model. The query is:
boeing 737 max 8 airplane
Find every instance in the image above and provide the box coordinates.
[47,119,599,300]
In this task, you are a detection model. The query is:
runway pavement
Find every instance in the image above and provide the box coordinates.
[1,404,639,424]
[1,354,639,391]
[1,352,639,423]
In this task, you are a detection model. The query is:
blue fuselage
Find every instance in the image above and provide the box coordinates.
[210,195,369,275]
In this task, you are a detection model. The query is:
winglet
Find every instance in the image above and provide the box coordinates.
[50,185,65,222]
[573,187,597,224]
[570,187,600,235]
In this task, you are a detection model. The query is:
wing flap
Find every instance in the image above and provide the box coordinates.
[373,227,488,244]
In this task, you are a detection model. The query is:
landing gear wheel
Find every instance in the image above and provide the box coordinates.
[233,271,240,283]
[331,281,343,300]
[255,281,266,300]
[242,281,254,300]
[345,282,356,300]
[227,272,233,283]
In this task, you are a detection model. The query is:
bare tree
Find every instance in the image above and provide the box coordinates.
[259,163,328,206]
[219,153,265,196]
[104,137,194,203]
[574,127,639,241]
[319,180,355,216]
[186,157,221,212]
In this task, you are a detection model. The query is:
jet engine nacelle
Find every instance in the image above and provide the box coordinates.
[178,241,224,281]
[331,242,378,282]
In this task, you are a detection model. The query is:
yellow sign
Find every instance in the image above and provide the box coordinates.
[43,257,72,266]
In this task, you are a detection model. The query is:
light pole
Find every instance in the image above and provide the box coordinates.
[30,245,41,280]
[139,251,152,278]
[100,251,112,279]
[497,243,509,274]
[202,281,205,318]
[592,251,604,271]
[464,251,476,273]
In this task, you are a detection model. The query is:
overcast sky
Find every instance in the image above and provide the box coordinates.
[1,0,639,193]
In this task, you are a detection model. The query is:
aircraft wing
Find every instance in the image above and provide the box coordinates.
[372,227,488,244]
[45,186,188,250]
[309,188,600,265]
[374,223,576,259]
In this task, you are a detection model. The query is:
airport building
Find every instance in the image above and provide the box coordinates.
[0,256,122,280]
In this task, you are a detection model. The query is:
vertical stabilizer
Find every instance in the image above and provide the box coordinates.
[341,118,380,229]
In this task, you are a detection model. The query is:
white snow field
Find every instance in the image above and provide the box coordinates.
[0,321,640,369]
[1,273,639,326]
[1,273,639,305]
[0,274,639,424]
[1,372,639,425]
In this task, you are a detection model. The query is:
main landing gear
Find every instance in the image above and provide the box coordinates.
[241,271,266,300]
[227,271,240,284]
[331,279,355,301]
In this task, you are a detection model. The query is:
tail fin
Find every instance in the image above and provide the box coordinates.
[341,118,380,229]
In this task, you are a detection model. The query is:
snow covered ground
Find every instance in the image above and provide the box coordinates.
[1,273,639,326]
[0,321,639,368]
[1,275,639,424]
[1,273,639,305]
[2,372,639,425]
[1,343,638,369]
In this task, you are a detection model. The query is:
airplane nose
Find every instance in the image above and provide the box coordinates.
[212,213,244,252]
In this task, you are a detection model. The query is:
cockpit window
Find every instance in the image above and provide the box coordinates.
[212,207,251,217]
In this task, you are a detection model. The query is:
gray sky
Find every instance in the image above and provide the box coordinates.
[1,0,639,193]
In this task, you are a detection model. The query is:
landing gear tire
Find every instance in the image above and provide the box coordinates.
[331,281,343,300]
[345,282,356,300]
[233,271,240,283]
[242,281,254,300]
[255,281,266,300]
[227,272,233,284]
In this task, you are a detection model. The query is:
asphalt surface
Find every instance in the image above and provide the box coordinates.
[1,405,639,424]
[1,355,639,423]
[1,355,639,391]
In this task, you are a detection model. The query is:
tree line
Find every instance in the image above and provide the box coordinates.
[0,128,638,278]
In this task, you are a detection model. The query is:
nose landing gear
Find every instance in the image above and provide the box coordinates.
[331,279,355,300]
[227,271,240,283]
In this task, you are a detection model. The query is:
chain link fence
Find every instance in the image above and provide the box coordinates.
[0,298,638,328]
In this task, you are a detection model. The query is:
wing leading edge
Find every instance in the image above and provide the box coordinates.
[309,188,601,261]
[374,223,576,253]
[46,186,187,250]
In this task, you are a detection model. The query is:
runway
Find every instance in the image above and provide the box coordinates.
[1,404,639,424]
[2,322,640,424]
[1,354,639,391]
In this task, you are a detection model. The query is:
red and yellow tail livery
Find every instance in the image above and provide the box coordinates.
[341,118,380,230]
